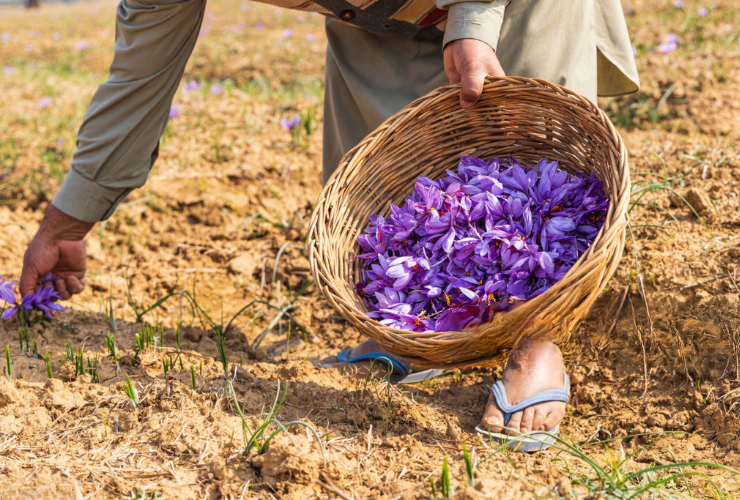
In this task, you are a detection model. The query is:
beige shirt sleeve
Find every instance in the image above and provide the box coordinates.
[438,0,507,51]
[52,0,207,223]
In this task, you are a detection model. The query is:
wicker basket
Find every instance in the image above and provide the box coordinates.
[307,77,630,369]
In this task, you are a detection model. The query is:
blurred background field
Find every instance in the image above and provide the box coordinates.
[1,0,740,498]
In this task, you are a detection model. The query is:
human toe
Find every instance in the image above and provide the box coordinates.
[531,408,548,432]
[519,406,536,434]
[481,393,504,432]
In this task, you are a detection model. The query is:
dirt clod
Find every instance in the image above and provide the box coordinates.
[0,377,19,407]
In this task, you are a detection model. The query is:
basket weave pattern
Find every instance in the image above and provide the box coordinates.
[308,78,630,369]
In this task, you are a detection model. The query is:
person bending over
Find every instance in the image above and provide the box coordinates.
[19,0,638,441]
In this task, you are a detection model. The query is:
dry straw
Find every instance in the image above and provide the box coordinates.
[308,78,630,369]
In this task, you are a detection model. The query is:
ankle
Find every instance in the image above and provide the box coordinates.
[505,339,563,375]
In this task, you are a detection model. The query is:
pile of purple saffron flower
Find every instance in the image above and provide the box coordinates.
[0,273,65,320]
[355,156,609,332]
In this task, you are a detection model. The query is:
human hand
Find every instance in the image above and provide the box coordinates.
[20,205,94,300]
[443,38,506,109]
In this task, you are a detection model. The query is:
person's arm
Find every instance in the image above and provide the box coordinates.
[20,0,206,298]
[54,0,207,223]
[439,0,508,108]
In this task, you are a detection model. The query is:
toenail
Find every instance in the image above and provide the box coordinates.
[521,427,528,433]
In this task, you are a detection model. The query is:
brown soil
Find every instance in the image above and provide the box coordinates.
[1,0,740,498]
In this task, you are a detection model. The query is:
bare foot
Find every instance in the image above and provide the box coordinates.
[480,339,566,434]
[318,339,412,379]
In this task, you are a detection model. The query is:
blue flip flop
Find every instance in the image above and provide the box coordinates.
[475,372,570,452]
[334,348,447,384]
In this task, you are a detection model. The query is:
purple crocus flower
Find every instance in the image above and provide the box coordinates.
[0,276,16,305]
[52,32,61,40]
[3,66,14,75]
[674,0,683,7]
[0,33,9,42]
[75,41,89,50]
[27,284,65,318]
[665,33,679,44]
[697,7,708,16]
[355,155,608,332]
[1,273,65,320]
[282,29,293,39]
[169,105,180,119]
[40,97,52,108]
[280,115,300,130]
[211,83,223,95]
[182,80,201,93]
[658,41,677,54]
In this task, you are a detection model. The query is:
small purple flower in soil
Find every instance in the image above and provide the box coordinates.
[75,41,89,50]
[1,273,65,320]
[659,41,677,54]
[39,97,52,108]
[697,7,708,16]
[169,105,180,119]
[182,80,201,93]
[306,33,316,42]
[25,44,34,52]
[674,0,683,7]
[631,44,637,56]
[3,66,14,75]
[280,115,300,130]
[355,156,609,332]
[0,33,9,42]
[199,27,210,37]
[0,276,16,305]
[665,33,679,44]
[625,6,634,14]
[52,32,61,40]
[255,21,265,30]
[282,29,293,39]
[210,83,223,95]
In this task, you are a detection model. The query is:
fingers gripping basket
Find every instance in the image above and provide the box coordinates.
[308,77,630,369]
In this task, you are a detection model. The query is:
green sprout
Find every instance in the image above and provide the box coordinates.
[441,455,451,500]
[228,379,326,467]
[74,349,85,378]
[64,340,74,362]
[5,345,11,381]
[122,373,139,409]
[430,477,438,500]
[462,440,475,487]
[32,339,38,359]
[215,329,229,391]
[44,351,53,379]
[106,331,119,367]
[190,364,197,393]
[87,353,100,383]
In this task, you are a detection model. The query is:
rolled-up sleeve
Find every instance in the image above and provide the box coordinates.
[438,0,507,52]
[52,0,206,223]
